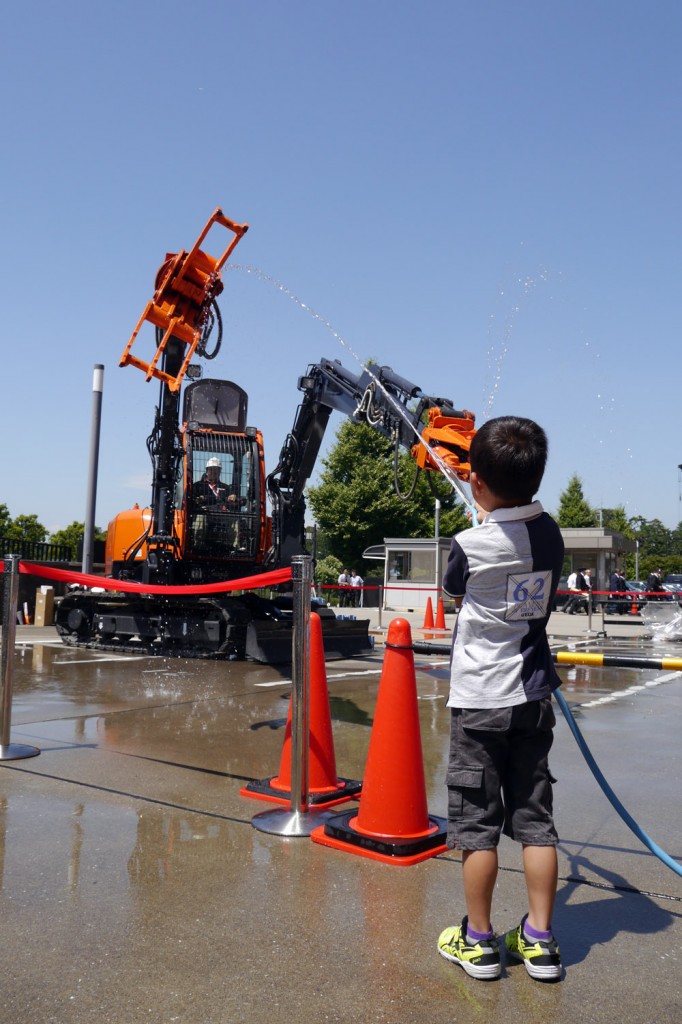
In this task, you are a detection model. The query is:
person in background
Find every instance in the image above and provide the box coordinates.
[337,567,352,607]
[583,568,594,611]
[609,566,628,615]
[646,568,666,601]
[350,569,364,607]
[564,568,588,615]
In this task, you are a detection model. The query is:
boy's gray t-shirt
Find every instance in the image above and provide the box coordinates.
[443,501,564,708]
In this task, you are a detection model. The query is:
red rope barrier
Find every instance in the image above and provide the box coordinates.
[10,561,292,596]
[556,589,675,599]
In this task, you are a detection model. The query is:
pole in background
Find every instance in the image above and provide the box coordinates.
[251,555,334,836]
[635,539,640,583]
[434,497,441,615]
[1,556,40,761]
[82,364,104,575]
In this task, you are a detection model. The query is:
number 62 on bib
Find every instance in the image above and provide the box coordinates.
[505,571,552,620]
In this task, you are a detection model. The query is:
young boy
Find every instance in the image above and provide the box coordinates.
[437,416,564,982]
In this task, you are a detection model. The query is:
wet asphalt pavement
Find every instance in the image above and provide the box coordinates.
[1,609,681,1023]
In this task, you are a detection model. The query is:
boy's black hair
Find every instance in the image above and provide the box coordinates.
[469,416,548,502]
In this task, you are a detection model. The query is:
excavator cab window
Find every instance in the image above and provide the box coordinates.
[186,438,260,572]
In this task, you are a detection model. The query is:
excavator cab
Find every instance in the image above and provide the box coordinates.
[181,379,268,581]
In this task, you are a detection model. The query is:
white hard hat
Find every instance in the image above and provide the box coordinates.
[206,457,221,468]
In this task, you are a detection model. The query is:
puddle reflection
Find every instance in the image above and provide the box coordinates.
[11,643,290,726]
[0,787,261,903]
[557,662,657,699]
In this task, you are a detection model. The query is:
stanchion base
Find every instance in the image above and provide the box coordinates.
[251,807,336,837]
[0,743,40,761]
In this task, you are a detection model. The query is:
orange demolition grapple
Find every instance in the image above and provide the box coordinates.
[119,208,249,392]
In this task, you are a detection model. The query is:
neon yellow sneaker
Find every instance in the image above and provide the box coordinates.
[504,915,562,981]
[437,917,501,980]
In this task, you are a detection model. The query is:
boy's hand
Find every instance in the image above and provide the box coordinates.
[467,500,488,525]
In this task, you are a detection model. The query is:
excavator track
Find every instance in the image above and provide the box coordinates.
[55,591,372,664]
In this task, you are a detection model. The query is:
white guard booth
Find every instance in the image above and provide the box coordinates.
[364,537,458,613]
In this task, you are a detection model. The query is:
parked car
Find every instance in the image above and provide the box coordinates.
[604,581,648,614]
[663,574,682,605]
[624,581,647,613]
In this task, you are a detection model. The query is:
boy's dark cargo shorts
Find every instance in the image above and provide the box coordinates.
[445,698,558,851]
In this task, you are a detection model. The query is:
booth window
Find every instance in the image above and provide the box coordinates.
[388,549,436,583]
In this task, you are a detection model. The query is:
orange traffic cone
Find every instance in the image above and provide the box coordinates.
[240,613,362,808]
[422,597,434,630]
[435,596,446,630]
[311,618,447,865]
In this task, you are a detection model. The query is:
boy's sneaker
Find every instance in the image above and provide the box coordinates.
[437,917,501,980]
[504,915,562,980]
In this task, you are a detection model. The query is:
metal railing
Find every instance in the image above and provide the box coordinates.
[0,538,72,562]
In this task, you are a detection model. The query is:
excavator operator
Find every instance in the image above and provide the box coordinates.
[194,458,239,508]
[192,457,246,552]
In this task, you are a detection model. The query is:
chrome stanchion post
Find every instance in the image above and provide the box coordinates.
[597,593,607,639]
[1,555,40,760]
[586,590,597,635]
[251,555,333,837]
[289,556,311,816]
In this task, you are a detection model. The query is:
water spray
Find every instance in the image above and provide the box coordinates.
[236,263,682,877]
[231,264,477,517]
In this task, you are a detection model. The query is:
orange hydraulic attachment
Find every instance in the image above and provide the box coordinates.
[413,406,476,480]
[119,208,249,392]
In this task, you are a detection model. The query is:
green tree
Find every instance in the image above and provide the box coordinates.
[622,516,682,580]
[555,474,597,528]
[306,420,469,568]
[0,503,11,534]
[636,518,672,559]
[50,521,106,559]
[2,513,48,548]
[671,521,682,556]
[601,505,632,535]
[314,554,344,605]
[636,555,681,581]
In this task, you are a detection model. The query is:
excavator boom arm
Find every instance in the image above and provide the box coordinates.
[266,357,476,565]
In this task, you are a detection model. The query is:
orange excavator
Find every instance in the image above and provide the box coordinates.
[55,209,475,662]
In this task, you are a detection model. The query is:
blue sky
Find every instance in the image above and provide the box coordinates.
[3,1,681,534]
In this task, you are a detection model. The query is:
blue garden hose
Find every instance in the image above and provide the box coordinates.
[554,688,682,879]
